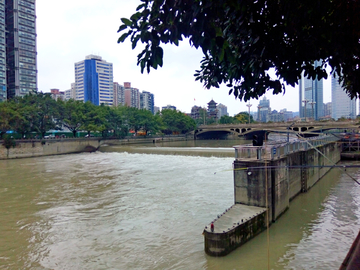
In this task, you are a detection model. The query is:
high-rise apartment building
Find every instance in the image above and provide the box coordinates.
[331,74,356,120]
[75,55,113,106]
[299,61,324,120]
[154,106,160,114]
[0,1,6,102]
[124,82,140,108]
[140,91,154,114]
[50,88,65,101]
[64,82,76,101]
[113,82,125,107]
[1,0,37,101]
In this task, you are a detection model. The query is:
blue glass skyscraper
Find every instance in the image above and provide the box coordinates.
[299,61,324,120]
[332,73,356,119]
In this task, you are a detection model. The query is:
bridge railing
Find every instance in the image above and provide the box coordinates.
[234,135,339,161]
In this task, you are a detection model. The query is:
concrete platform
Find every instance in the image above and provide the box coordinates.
[204,204,266,233]
[203,204,267,256]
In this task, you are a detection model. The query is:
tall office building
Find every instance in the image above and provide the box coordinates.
[75,55,113,106]
[1,0,37,101]
[323,102,332,118]
[162,105,176,111]
[258,96,270,122]
[331,74,356,120]
[299,61,324,120]
[217,103,228,119]
[140,91,154,114]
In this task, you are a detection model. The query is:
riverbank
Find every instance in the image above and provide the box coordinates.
[0,135,192,160]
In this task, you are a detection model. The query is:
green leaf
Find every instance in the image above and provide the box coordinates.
[118,32,130,43]
[130,12,141,21]
[136,4,146,11]
[121,18,132,26]
[117,24,127,33]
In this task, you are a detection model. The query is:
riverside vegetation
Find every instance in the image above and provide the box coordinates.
[0,92,196,139]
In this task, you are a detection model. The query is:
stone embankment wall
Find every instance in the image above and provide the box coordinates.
[0,139,100,160]
[0,136,191,160]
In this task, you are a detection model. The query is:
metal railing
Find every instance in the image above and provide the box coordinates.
[234,135,339,161]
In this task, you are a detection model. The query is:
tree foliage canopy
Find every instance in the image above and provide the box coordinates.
[118,0,360,100]
[0,92,196,138]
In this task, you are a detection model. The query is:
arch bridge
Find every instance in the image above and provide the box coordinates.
[194,121,359,140]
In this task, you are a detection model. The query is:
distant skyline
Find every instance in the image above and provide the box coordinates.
[37,0,333,116]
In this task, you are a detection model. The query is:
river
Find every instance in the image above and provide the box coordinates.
[0,140,359,269]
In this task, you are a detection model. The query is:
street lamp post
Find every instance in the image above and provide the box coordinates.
[246,102,252,124]
[302,99,309,121]
[309,100,316,120]
[257,105,262,122]
[203,107,206,125]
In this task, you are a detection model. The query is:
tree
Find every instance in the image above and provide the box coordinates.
[118,0,360,101]
[138,109,159,135]
[81,101,103,136]
[219,115,240,125]
[161,109,195,134]
[122,106,143,134]
[195,108,208,126]
[0,102,21,138]
[20,92,60,138]
[2,135,16,157]
[58,99,85,137]
[235,112,254,124]
[105,106,127,138]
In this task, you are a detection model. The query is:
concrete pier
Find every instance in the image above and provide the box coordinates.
[204,135,341,256]
[203,204,266,256]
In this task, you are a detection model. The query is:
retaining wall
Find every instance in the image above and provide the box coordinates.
[0,139,100,160]
[0,136,192,160]
[233,142,341,222]
[205,140,342,256]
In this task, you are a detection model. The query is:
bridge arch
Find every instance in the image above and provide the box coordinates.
[195,130,232,140]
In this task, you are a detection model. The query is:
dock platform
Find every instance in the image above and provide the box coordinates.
[203,204,267,256]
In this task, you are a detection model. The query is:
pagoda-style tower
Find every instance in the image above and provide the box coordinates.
[207,99,218,120]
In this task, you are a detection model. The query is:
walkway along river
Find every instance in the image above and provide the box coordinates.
[0,140,359,269]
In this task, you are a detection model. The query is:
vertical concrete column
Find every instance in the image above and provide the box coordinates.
[270,158,289,221]
[300,151,308,192]
[233,160,273,219]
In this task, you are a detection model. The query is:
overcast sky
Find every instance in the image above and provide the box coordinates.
[36,0,332,116]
